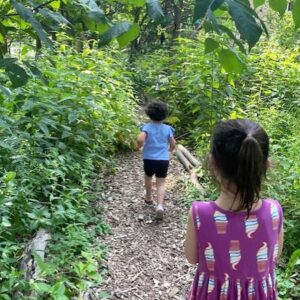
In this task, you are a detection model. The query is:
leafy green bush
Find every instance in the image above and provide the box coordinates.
[0,47,138,298]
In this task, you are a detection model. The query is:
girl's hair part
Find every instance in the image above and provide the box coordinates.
[211,119,269,214]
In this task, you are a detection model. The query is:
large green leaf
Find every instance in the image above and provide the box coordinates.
[194,0,224,22]
[226,0,263,49]
[99,22,132,46]
[146,0,164,22]
[117,23,140,47]
[77,0,106,23]
[38,8,70,26]
[253,0,265,8]
[6,63,29,88]
[206,9,221,33]
[23,61,49,84]
[219,48,244,74]
[11,0,52,48]
[194,0,213,21]
[269,0,287,16]
[0,58,17,68]
[292,0,300,29]
[204,37,219,53]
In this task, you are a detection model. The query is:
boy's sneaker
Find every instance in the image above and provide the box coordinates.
[155,204,164,220]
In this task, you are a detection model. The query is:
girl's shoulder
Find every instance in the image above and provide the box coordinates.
[262,198,283,212]
[192,201,215,217]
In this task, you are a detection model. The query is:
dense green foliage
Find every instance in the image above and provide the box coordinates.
[0,0,299,298]
[0,46,137,299]
[133,14,300,299]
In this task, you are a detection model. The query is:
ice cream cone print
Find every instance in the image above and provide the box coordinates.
[270,202,279,230]
[196,272,205,296]
[220,274,229,300]
[207,276,215,294]
[236,279,242,300]
[205,242,215,271]
[229,240,241,270]
[247,278,255,300]
[244,215,259,238]
[273,242,279,262]
[195,214,201,230]
[257,242,268,272]
[214,210,228,234]
[262,277,268,298]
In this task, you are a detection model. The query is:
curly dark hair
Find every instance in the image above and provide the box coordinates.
[145,101,168,121]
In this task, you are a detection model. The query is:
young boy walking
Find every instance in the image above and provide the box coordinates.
[137,101,176,220]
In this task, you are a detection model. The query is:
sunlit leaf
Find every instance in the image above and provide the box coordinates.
[269,0,287,16]
[49,0,60,10]
[292,0,300,29]
[0,32,4,43]
[219,48,245,74]
[117,23,140,47]
[32,282,52,294]
[99,22,132,46]
[253,0,265,8]
[3,171,16,182]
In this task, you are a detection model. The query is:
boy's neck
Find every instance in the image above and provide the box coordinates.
[151,120,163,124]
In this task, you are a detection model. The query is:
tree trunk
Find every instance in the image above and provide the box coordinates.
[171,0,183,42]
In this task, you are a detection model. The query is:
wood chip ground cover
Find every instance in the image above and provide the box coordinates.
[100,152,196,299]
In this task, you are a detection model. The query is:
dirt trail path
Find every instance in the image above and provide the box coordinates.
[101,151,195,299]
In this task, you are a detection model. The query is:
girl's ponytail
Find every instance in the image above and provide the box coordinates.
[211,119,269,215]
[236,135,267,214]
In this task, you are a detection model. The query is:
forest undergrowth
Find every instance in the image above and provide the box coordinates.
[0,9,299,300]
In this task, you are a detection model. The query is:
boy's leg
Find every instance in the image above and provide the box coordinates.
[156,177,166,205]
[145,174,153,203]
[154,160,169,219]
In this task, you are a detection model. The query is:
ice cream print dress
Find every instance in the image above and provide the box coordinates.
[187,199,283,300]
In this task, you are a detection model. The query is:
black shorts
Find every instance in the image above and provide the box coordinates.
[143,159,169,178]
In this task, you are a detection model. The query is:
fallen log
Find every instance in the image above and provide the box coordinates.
[20,228,51,281]
[175,148,193,171]
[176,145,204,192]
[178,145,200,167]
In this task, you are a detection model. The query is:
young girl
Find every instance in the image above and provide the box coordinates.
[137,101,176,219]
[185,119,283,299]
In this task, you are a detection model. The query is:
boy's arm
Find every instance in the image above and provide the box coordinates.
[137,132,147,149]
[169,136,176,152]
